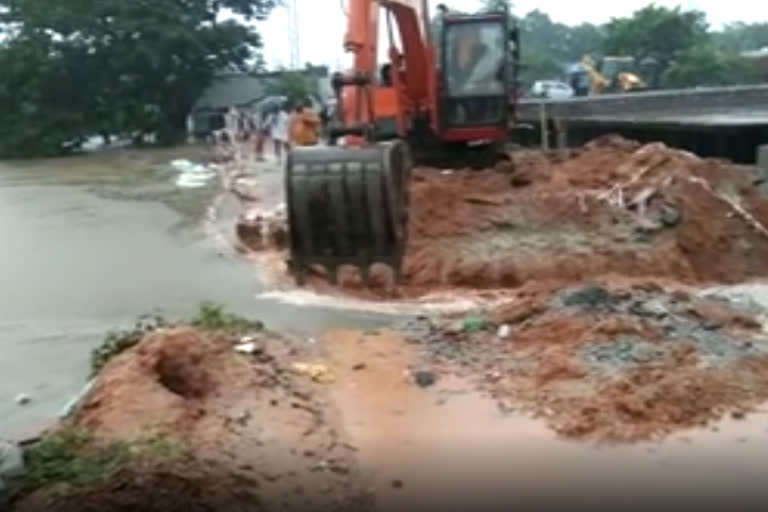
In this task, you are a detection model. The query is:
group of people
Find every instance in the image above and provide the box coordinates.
[222,98,323,164]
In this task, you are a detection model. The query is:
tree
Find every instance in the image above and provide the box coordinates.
[515,10,604,86]
[713,22,768,53]
[0,0,279,157]
[601,5,709,72]
[265,70,319,106]
[660,44,748,87]
[481,0,513,13]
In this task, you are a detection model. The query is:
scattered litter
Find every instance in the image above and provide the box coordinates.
[171,159,211,175]
[462,316,486,332]
[171,158,216,189]
[413,370,436,388]
[14,393,31,406]
[176,174,213,189]
[234,342,258,354]
[497,324,512,339]
[59,379,95,418]
[292,362,335,384]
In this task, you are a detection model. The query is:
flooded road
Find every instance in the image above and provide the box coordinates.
[0,147,390,439]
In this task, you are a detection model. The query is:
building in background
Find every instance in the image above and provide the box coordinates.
[187,66,331,140]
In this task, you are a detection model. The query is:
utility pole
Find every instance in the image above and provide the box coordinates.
[287,0,301,69]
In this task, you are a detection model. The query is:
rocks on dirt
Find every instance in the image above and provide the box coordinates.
[413,370,436,388]
[235,203,287,252]
[408,279,768,442]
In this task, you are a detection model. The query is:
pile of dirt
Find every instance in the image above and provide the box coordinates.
[401,279,768,442]
[235,204,288,253]
[401,137,768,293]
[248,135,768,298]
[11,328,373,512]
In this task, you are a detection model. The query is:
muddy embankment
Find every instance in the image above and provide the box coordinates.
[4,322,374,512]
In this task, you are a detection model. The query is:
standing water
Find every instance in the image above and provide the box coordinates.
[0,146,388,440]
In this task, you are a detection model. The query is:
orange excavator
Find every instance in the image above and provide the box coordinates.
[284,1,520,285]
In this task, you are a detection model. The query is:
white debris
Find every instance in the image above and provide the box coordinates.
[59,379,96,419]
[0,440,24,479]
[497,324,512,339]
[171,159,216,189]
[234,342,257,354]
[14,393,31,406]
[171,159,209,175]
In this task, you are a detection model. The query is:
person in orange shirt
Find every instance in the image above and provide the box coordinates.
[289,99,322,147]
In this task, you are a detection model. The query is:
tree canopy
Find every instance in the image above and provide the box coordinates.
[501,4,765,90]
[1,1,766,158]
[0,0,278,157]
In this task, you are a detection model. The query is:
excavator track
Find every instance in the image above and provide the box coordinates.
[284,141,411,286]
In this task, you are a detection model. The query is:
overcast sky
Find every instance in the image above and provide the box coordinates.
[254,0,768,69]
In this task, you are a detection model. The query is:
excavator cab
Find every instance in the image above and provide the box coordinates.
[438,14,512,140]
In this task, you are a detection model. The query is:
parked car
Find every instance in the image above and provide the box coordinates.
[530,80,575,100]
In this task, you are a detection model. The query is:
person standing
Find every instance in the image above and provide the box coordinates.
[271,104,290,163]
[289,99,321,147]
[253,110,267,161]
[224,106,239,143]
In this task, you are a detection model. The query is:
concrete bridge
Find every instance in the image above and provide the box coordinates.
[514,84,768,164]
[517,84,768,126]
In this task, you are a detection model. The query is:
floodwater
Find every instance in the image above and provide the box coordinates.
[0,146,390,440]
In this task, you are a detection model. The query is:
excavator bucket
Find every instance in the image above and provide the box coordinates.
[284,141,411,286]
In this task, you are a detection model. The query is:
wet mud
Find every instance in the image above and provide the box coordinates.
[399,278,768,442]
[10,327,373,512]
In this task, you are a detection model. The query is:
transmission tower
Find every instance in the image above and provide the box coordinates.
[287,0,301,69]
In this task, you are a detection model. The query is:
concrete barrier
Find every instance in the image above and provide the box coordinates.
[517,84,768,125]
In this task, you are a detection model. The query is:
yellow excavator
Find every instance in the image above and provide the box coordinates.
[579,55,646,95]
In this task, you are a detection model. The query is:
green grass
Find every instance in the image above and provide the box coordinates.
[188,301,264,334]
[2,428,184,507]
[89,303,264,377]
[89,312,168,378]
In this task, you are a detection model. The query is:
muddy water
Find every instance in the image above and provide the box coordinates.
[325,330,768,508]
[0,147,390,440]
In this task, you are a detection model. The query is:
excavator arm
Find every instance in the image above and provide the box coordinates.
[283,0,423,285]
[344,0,432,111]
[335,0,435,141]
[283,1,516,286]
